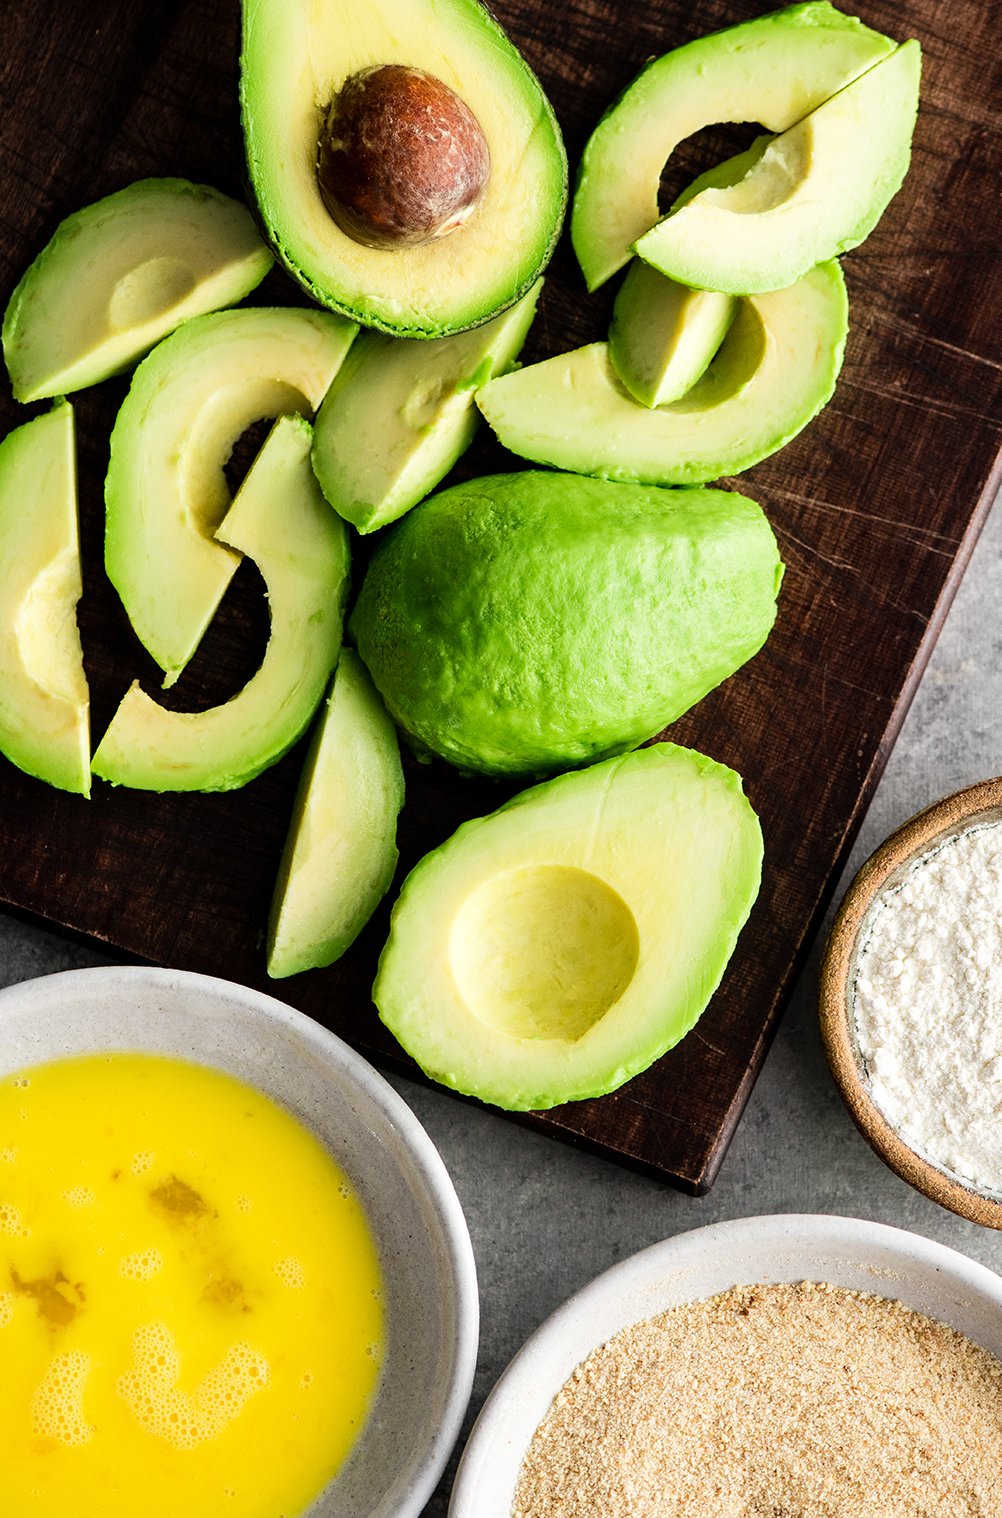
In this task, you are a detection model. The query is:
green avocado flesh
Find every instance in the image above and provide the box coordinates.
[636,41,921,293]
[240,0,567,337]
[609,261,736,408]
[92,415,348,793]
[267,649,405,979]
[2,179,273,404]
[0,404,89,796]
[350,472,783,777]
[477,261,847,485]
[312,280,541,533]
[104,306,357,687]
[572,1,895,292]
[374,742,763,1110]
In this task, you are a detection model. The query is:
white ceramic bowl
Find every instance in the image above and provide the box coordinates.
[450,1213,1002,1516]
[0,965,478,1518]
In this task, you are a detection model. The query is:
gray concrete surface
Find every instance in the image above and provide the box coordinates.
[0,498,998,1513]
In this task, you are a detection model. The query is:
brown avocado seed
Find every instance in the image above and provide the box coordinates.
[317,64,491,250]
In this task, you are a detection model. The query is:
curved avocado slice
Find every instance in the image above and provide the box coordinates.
[636,42,921,293]
[476,262,848,485]
[609,262,736,408]
[240,0,567,337]
[312,279,541,533]
[0,403,89,796]
[267,650,405,979]
[350,472,783,777]
[92,416,348,794]
[572,1,895,292]
[2,179,273,404]
[374,742,763,1110]
[105,306,357,687]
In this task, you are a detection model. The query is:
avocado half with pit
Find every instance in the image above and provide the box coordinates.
[572,1,896,292]
[476,261,848,485]
[350,471,783,777]
[240,0,567,336]
[2,179,272,404]
[92,415,348,793]
[0,403,90,796]
[374,742,763,1110]
[105,306,356,687]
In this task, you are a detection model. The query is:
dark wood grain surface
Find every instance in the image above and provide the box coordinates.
[0,0,999,1191]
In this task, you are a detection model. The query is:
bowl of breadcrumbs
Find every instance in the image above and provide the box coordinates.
[449,1213,1002,1518]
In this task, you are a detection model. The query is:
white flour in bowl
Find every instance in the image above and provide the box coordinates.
[853,819,1002,1194]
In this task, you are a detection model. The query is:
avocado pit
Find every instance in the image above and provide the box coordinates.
[317,64,491,250]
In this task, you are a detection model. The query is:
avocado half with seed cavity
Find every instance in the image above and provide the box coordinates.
[571,1,896,292]
[374,742,763,1110]
[240,0,567,336]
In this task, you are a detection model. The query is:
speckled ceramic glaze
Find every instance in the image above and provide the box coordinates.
[0,965,479,1518]
[449,1213,1002,1518]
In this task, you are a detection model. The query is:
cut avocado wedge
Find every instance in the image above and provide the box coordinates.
[636,41,921,293]
[105,306,356,687]
[477,261,847,485]
[572,1,896,292]
[312,280,541,533]
[0,403,89,796]
[3,179,273,403]
[267,650,405,978]
[350,472,782,776]
[92,416,348,793]
[240,0,566,336]
[609,262,736,408]
[374,742,763,1110]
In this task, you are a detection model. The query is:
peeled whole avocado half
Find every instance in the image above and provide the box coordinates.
[635,41,921,294]
[268,650,405,979]
[0,403,89,796]
[2,179,273,404]
[572,1,897,293]
[104,306,357,687]
[374,742,763,1110]
[92,416,348,793]
[312,280,541,533]
[476,261,848,486]
[350,471,783,777]
[240,0,566,338]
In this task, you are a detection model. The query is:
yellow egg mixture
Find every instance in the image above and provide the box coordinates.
[0,1053,384,1518]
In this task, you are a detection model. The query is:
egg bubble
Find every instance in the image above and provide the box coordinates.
[236,1194,252,1213]
[64,1186,95,1208]
[120,1248,163,1282]
[274,1256,305,1289]
[0,1291,13,1329]
[118,1323,270,1449]
[0,1201,28,1237]
[31,1351,93,1446]
[0,1146,16,1164]
[130,1151,154,1177]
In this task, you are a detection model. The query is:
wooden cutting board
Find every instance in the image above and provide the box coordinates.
[0,0,998,1192]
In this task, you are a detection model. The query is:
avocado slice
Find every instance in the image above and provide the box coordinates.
[572,1,896,292]
[350,471,783,777]
[374,742,763,1110]
[0,403,89,796]
[267,650,405,978]
[609,262,736,409]
[636,42,921,293]
[312,280,541,533]
[104,306,357,687]
[3,179,273,404]
[476,262,847,485]
[240,0,567,337]
[92,416,348,793]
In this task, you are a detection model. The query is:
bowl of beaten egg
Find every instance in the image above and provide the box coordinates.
[0,964,478,1518]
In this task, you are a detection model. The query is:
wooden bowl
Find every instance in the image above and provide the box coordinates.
[820,777,1002,1230]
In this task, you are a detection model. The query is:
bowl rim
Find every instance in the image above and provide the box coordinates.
[448,1211,1002,1517]
[819,776,1002,1230]
[0,963,480,1518]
